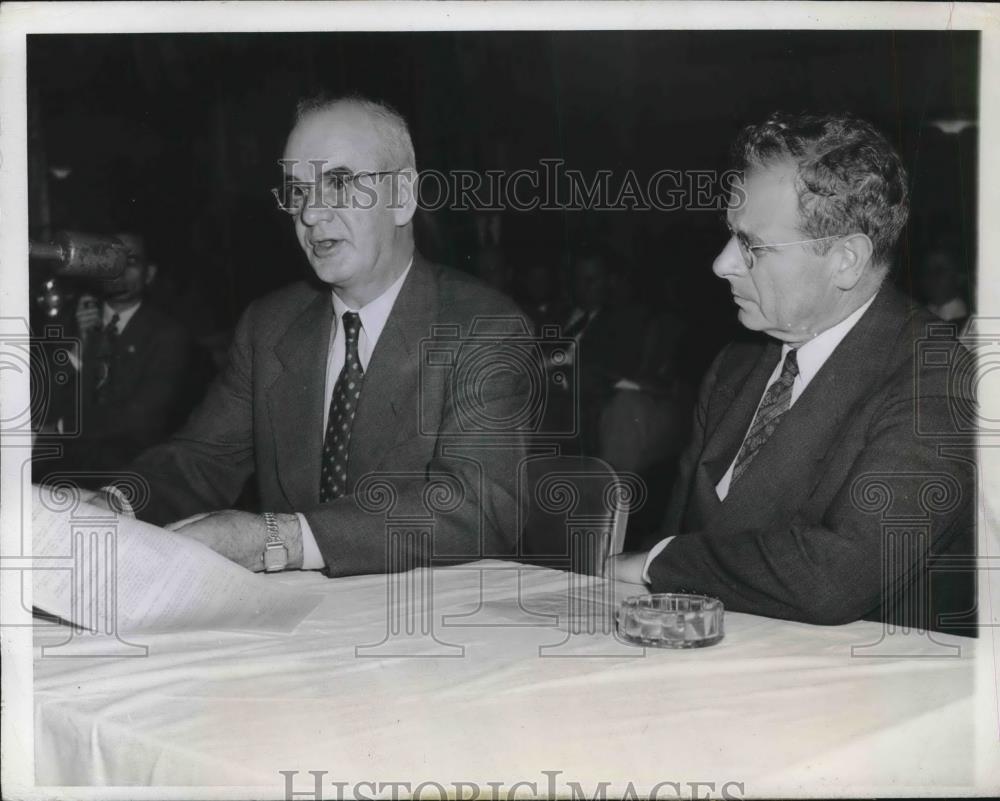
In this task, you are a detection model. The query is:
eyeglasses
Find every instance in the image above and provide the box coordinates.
[724,220,844,270]
[271,168,404,215]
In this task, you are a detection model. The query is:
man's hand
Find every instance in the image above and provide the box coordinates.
[166,510,304,572]
[75,293,102,337]
[604,550,651,586]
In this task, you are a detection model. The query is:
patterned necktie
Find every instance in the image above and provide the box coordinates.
[319,312,365,501]
[730,348,799,486]
[95,313,120,402]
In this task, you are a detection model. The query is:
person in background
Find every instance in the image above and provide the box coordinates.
[516,258,562,329]
[558,243,676,466]
[34,231,194,483]
[472,245,512,294]
[915,237,971,328]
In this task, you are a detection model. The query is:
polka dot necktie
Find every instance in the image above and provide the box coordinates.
[730,348,799,486]
[319,312,365,501]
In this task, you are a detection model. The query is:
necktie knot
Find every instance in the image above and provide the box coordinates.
[342,312,361,345]
[781,348,799,380]
[106,313,121,336]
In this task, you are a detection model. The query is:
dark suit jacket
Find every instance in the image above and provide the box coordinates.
[129,254,533,577]
[647,286,976,634]
[37,303,193,478]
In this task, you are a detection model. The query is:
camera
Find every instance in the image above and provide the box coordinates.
[419,316,578,437]
[1,319,81,439]
[914,320,986,437]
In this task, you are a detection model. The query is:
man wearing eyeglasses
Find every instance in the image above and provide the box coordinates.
[611,112,975,635]
[112,95,532,578]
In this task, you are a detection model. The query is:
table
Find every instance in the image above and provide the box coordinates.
[33,560,978,796]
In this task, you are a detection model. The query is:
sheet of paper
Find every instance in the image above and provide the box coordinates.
[31,484,323,634]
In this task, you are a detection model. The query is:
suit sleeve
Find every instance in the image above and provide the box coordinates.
[647,356,974,625]
[127,304,258,525]
[301,329,532,577]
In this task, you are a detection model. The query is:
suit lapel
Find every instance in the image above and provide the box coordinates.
[102,306,155,394]
[680,339,779,529]
[710,287,910,532]
[269,290,333,507]
[700,339,782,488]
[116,305,151,353]
[346,254,438,490]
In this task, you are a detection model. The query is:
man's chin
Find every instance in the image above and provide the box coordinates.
[736,305,766,331]
[310,258,353,286]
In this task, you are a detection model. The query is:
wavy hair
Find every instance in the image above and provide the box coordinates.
[732,112,909,267]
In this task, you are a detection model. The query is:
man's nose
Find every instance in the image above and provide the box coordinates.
[298,193,335,227]
[712,236,747,280]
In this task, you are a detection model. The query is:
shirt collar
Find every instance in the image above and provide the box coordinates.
[102,301,142,331]
[782,290,879,385]
[330,256,414,344]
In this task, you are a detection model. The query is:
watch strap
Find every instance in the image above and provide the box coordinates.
[262,512,288,572]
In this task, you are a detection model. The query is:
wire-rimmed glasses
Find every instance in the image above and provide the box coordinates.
[723,217,844,270]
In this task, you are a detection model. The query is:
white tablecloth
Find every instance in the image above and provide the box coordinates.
[33,560,978,796]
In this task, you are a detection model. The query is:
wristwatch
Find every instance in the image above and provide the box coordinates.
[262,512,288,572]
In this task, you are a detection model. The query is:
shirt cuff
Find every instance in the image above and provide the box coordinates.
[641,536,675,584]
[296,513,326,570]
[98,485,136,519]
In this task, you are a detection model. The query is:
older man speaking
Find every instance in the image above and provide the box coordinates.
[113,95,532,577]
[612,112,975,635]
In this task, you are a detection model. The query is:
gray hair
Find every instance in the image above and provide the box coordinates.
[295,93,416,172]
[732,112,909,268]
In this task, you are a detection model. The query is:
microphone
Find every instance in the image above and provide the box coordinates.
[29,231,128,279]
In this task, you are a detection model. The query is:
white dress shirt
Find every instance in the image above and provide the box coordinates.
[103,301,142,332]
[641,291,879,582]
[297,259,413,570]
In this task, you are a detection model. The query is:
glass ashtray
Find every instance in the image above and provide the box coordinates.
[617,593,724,648]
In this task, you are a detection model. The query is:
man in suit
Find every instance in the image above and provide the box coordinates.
[35,232,194,482]
[611,112,975,635]
[109,96,531,578]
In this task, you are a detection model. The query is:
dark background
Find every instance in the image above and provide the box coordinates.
[27,30,979,370]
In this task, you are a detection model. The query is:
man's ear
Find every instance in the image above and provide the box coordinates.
[391,168,418,227]
[145,263,158,287]
[831,233,874,290]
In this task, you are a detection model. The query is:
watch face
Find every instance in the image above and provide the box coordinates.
[263,544,287,572]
